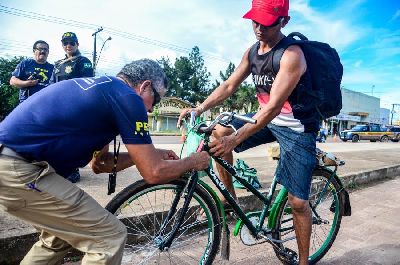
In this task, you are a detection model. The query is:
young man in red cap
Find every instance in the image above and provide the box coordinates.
[179,0,317,264]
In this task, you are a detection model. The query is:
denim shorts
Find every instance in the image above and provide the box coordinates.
[231,113,317,200]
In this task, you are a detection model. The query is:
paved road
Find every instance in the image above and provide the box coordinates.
[2,137,400,264]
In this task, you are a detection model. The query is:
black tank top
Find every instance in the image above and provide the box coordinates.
[248,37,319,132]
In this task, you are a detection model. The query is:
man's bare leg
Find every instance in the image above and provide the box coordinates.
[212,126,237,203]
[288,193,311,265]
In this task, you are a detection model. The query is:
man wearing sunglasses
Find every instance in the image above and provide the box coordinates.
[50,32,94,183]
[10,40,54,103]
[0,59,210,264]
[50,32,94,83]
[179,1,318,264]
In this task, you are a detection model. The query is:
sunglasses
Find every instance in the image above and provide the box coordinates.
[253,17,283,29]
[62,41,76,46]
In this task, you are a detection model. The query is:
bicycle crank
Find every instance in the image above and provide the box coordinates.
[239,216,267,246]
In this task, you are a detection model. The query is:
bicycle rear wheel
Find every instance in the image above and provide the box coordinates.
[273,168,343,264]
[105,179,221,265]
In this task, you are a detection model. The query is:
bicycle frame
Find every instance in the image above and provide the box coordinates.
[203,154,286,238]
[171,113,348,253]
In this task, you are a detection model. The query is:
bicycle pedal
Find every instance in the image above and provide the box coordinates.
[276,247,298,265]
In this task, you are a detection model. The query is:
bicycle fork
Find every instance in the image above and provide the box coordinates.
[157,171,199,250]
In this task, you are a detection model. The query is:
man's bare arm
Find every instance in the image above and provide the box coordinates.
[209,45,307,156]
[126,144,210,184]
[177,48,252,124]
[10,76,39,89]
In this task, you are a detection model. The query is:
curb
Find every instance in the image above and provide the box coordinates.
[1,164,400,264]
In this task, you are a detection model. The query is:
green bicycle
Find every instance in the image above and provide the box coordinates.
[105,112,351,264]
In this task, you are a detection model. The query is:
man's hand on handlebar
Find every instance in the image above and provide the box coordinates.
[209,134,237,157]
[177,106,203,128]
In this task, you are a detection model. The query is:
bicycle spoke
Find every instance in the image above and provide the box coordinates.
[144,191,163,231]
[121,214,153,242]
[134,195,161,235]
[107,181,221,264]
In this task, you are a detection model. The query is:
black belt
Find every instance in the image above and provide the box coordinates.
[0,144,29,161]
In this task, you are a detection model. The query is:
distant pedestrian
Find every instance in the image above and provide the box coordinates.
[10,40,54,103]
[51,32,94,183]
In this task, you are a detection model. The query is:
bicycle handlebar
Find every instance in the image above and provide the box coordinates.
[233,113,257,124]
[196,112,257,134]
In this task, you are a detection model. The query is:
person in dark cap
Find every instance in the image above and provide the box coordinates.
[51,32,94,183]
[0,59,210,264]
[10,40,54,103]
[179,0,317,264]
[51,32,94,83]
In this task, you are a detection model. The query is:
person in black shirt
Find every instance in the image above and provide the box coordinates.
[51,32,94,183]
[51,32,93,83]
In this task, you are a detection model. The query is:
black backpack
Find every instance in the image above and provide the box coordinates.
[273,32,343,119]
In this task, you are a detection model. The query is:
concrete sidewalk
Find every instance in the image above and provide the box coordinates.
[1,142,400,264]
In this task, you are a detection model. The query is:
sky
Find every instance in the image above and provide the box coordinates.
[0,0,399,113]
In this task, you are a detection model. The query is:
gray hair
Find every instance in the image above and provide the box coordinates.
[117,59,168,94]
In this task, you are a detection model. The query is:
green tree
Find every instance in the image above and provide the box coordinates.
[158,56,180,97]
[212,62,258,112]
[158,46,211,105]
[0,56,23,120]
[187,46,211,104]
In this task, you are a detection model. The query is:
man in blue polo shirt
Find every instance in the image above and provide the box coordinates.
[0,59,210,265]
[10,40,54,103]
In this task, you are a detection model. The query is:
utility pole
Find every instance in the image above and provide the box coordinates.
[95,36,112,71]
[391,104,400,125]
[92,27,103,75]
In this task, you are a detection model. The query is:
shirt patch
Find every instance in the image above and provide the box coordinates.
[84,63,92,68]
[73,76,112,90]
[65,65,73,74]
[135,121,149,135]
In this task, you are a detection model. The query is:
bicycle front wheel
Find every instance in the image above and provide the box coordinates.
[273,168,343,264]
[105,179,221,265]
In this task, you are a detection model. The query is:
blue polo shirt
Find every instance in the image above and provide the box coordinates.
[0,76,151,177]
[12,58,54,102]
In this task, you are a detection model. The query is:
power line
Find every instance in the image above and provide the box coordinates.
[0,4,230,63]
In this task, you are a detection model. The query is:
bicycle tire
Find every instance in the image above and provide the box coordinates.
[105,179,221,265]
[272,168,343,264]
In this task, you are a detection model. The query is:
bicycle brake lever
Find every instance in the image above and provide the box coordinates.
[227,124,238,135]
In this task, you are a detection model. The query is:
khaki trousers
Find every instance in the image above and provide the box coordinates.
[0,153,127,265]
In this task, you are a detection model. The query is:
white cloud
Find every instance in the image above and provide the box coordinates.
[289,0,365,50]
[391,10,400,21]
[354,60,362,67]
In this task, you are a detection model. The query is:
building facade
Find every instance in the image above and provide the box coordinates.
[324,88,381,135]
[148,97,194,133]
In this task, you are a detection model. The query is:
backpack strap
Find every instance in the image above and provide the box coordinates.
[248,41,259,61]
[271,36,301,75]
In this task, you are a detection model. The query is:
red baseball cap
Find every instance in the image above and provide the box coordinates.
[243,0,289,26]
